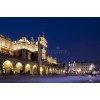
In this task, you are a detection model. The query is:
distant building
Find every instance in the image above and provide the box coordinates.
[68,61,96,74]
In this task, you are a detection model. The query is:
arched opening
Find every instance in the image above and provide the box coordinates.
[2,60,13,74]
[46,68,49,75]
[54,69,57,75]
[63,69,65,74]
[49,68,53,74]
[40,65,46,75]
[53,68,55,74]
[61,69,63,74]
[15,62,23,75]
[57,69,59,74]
[25,64,31,74]
[32,65,38,75]
[58,69,61,74]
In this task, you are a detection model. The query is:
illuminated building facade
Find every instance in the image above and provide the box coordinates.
[47,56,57,65]
[0,34,65,75]
[68,61,95,74]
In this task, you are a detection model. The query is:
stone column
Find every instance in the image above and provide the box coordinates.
[38,36,42,75]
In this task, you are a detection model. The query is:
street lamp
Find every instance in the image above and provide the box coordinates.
[89,64,95,71]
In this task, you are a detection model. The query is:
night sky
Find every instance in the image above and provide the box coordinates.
[0,17,100,62]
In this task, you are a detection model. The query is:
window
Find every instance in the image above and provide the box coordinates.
[28,52,31,60]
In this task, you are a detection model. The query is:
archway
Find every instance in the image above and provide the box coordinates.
[25,64,31,74]
[46,67,49,75]
[2,60,13,74]
[32,65,38,75]
[15,62,23,74]
[56,69,59,74]
[53,68,55,74]
[58,69,61,74]
[54,69,57,75]
[40,65,46,75]
[49,68,53,74]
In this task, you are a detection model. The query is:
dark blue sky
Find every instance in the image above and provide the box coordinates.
[0,17,100,62]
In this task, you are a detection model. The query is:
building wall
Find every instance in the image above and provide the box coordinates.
[0,35,48,61]
[69,62,96,73]
[0,53,65,75]
[0,35,63,75]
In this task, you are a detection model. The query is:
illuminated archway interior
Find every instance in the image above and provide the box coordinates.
[49,68,53,74]
[25,64,31,74]
[46,68,49,75]
[32,65,37,75]
[40,66,46,75]
[3,60,13,74]
[15,62,23,74]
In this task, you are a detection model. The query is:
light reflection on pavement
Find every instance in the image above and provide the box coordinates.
[0,75,100,83]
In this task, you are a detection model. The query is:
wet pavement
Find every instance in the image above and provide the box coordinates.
[0,75,100,83]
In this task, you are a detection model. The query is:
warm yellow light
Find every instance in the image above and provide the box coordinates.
[33,65,37,69]
[40,67,43,72]
[36,48,38,51]
[40,67,44,75]
[16,62,23,67]
[50,68,52,72]
[25,64,30,68]
[6,60,11,65]
[63,70,65,73]
[77,69,81,73]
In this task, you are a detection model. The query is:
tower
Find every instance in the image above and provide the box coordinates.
[38,35,47,75]
[38,35,42,75]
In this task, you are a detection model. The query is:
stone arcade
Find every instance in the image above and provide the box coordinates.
[0,34,66,75]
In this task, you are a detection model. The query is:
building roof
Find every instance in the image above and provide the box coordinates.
[0,34,4,37]
[18,37,30,44]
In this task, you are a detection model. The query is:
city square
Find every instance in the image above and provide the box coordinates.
[0,1,100,100]
[0,17,100,83]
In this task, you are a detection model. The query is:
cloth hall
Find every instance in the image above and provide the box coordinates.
[0,34,66,75]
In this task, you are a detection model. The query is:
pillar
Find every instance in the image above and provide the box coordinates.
[38,36,42,75]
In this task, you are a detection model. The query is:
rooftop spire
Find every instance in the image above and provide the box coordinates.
[39,34,41,37]
[22,33,26,37]
[42,32,45,37]
[31,37,34,42]
[32,37,34,40]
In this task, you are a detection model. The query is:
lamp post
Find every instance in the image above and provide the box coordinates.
[89,64,95,73]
